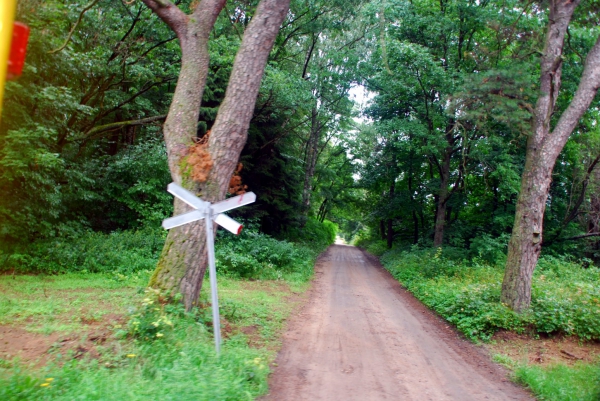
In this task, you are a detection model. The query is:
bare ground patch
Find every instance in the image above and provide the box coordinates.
[487,330,600,366]
[0,313,125,368]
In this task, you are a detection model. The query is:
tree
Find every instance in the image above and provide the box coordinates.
[501,0,600,312]
[141,0,291,310]
[1,0,179,246]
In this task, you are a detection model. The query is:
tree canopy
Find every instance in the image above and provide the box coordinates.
[1,0,599,312]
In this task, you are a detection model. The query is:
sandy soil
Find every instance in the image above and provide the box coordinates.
[263,245,533,401]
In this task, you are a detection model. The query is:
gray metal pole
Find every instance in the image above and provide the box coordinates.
[204,208,221,354]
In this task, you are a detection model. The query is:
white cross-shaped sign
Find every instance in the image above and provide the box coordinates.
[162,182,256,354]
[162,183,256,233]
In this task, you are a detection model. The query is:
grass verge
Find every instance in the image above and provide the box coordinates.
[0,272,309,400]
[0,224,328,400]
[376,246,600,401]
[494,354,600,401]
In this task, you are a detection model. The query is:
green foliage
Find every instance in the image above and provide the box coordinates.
[0,0,177,246]
[515,362,600,401]
[0,310,270,401]
[285,217,337,251]
[469,233,510,265]
[380,248,600,341]
[126,288,178,341]
[532,257,600,340]
[88,139,173,230]
[215,223,323,282]
[354,236,389,256]
[1,228,166,274]
[322,220,338,244]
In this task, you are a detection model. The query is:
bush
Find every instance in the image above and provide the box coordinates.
[353,230,389,256]
[215,227,317,282]
[285,217,337,250]
[379,248,600,341]
[469,233,510,265]
[2,215,330,283]
[1,227,166,274]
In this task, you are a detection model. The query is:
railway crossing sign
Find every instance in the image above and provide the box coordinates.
[162,182,256,354]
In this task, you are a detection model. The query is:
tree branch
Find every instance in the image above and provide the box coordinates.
[140,0,188,42]
[83,77,175,133]
[49,0,102,53]
[545,232,600,245]
[86,115,167,137]
[546,34,600,161]
[563,153,600,225]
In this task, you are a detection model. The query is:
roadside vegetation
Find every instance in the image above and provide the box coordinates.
[1,0,600,400]
[0,219,335,400]
[357,237,600,401]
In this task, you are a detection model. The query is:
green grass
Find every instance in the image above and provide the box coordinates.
[0,272,150,334]
[0,331,269,401]
[379,248,600,341]
[0,271,307,400]
[0,219,334,400]
[215,279,309,347]
[514,362,600,401]
[493,354,600,401]
[379,246,600,400]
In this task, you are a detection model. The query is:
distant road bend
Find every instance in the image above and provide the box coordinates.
[264,245,532,401]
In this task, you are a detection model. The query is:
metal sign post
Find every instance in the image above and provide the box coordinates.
[162,183,256,354]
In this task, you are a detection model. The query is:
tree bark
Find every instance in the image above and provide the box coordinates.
[387,180,395,249]
[587,166,600,257]
[146,0,291,310]
[407,153,419,244]
[301,106,321,219]
[501,0,600,311]
[141,0,225,181]
[433,148,451,247]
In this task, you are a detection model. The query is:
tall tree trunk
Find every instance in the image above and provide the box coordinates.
[145,0,291,310]
[142,0,225,310]
[407,147,419,244]
[433,149,451,247]
[317,198,328,222]
[501,0,600,311]
[387,180,395,249]
[589,167,600,257]
[302,106,321,218]
[380,219,386,241]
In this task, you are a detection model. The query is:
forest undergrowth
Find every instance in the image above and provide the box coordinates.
[360,239,600,401]
[0,219,335,400]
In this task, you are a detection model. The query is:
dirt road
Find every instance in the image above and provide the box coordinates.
[264,245,532,401]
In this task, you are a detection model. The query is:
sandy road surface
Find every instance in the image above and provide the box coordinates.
[264,245,532,401]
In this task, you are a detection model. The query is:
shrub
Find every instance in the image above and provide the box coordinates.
[215,228,316,281]
[285,217,337,250]
[379,248,600,341]
[1,227,166,274]
[469,233,510,265]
